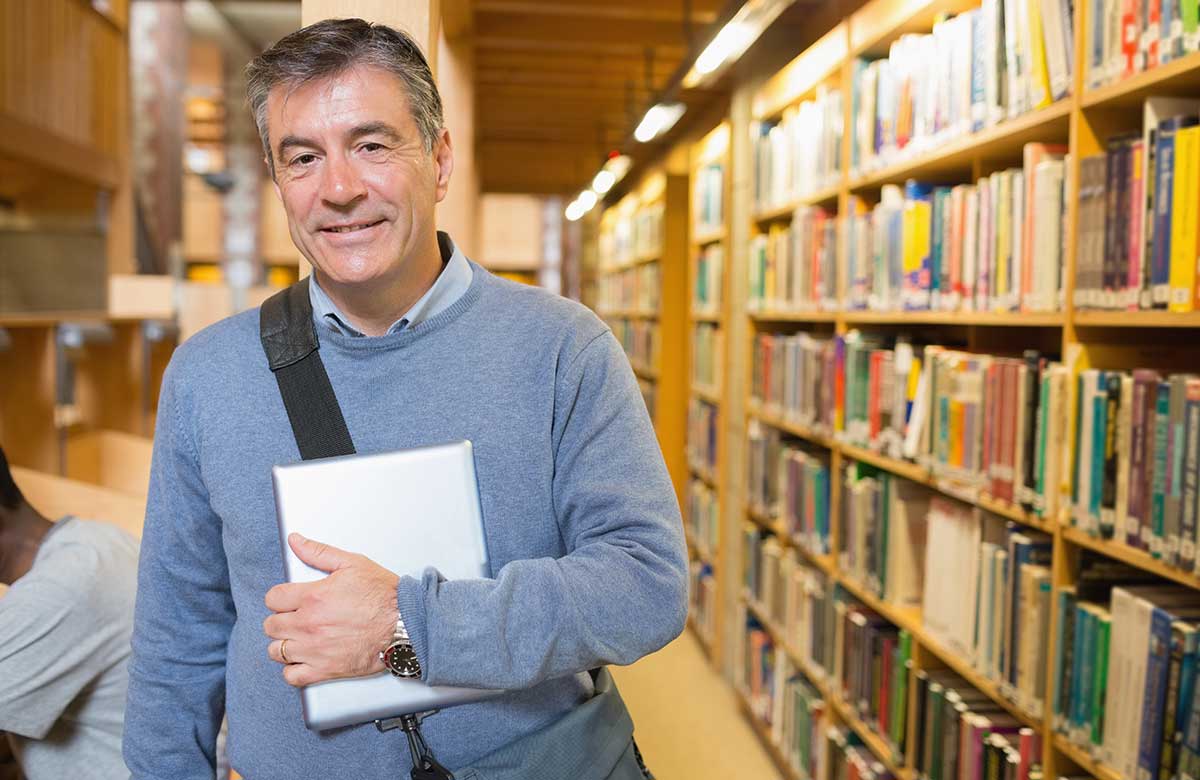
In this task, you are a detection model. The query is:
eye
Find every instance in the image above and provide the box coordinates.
[360,142,386,154]
[290,153,318,167]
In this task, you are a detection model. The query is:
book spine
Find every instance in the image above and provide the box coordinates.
[1153,381,1172,558]
[1138,608,1174,780]
[1183,379,1200,572]
[1102,372,1122,538]
[1163,623,1188,780]
[1153,120,1178,307]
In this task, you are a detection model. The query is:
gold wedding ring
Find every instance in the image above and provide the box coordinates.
[280,638,291,664]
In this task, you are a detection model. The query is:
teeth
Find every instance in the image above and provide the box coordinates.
[328,223,374,233]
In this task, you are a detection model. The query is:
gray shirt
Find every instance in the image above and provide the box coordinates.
[0,517,139,780]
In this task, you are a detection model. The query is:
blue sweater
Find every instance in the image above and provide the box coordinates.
[123,263,688,778]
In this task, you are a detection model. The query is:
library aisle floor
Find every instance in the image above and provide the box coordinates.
[612,632,781,779]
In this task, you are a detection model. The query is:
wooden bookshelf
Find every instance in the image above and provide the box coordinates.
[684,121,732,670]
[714,1,1200,777]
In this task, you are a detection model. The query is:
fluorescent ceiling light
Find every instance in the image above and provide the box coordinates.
[592,170,616,195]
[577,190,598,211]
[634,102,686,143]
[565,200,586,222]
[694,22,752,75]
[683,0,795,88]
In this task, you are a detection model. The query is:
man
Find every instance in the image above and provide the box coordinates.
[124,18,687,780]
[0,445,140,779]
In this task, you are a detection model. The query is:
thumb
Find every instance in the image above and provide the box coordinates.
[289,533,356,572]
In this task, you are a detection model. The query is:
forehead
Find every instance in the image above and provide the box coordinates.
[266,65,416,140]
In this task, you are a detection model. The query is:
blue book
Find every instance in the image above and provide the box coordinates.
[970,10,986,132]
[1152,116,1198,306]
[1053,587,1078,729]
[1140,606,1177,780]
[1091,372,1109,528]
[1006,528,1054,686]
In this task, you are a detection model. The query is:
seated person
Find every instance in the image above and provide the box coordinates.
[0,444,139,779]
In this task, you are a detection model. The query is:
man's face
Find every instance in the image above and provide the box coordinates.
[266,65,452,287]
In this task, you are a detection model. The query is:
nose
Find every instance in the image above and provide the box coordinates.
[318,151,367,207]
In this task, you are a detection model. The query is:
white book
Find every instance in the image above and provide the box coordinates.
[1034,158,1065,312]
[1076,370,1098,531]
[1115,374,1134,541]
[1041,0,1072,100]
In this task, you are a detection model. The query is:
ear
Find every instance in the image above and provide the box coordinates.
[433,128,454,204]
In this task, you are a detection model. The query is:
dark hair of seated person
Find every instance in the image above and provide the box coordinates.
[0,444,51,586]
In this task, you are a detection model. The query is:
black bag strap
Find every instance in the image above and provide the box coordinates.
[259,277,356,460]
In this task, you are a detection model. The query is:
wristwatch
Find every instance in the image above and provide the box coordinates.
[380,612,421,679]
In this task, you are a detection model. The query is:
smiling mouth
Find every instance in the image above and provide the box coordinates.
[321,220,384,234]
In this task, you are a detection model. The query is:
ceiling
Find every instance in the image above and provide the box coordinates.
[199,0,830,196]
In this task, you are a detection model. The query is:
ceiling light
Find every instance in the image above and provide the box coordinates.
[694,22,752,75]
[592,170,616,195]
[577,190,598,211]
[683,0,796,88]
[634,103,686,143]
[565,200,586,222]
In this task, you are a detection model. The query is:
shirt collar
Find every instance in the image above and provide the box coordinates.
[308,232,473,337]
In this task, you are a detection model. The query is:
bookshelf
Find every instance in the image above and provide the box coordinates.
[685,122,732,666]
[596,169,689,512]
[711,0,1200,778]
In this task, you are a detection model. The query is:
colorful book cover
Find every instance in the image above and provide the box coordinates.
[1170,125,1200,311]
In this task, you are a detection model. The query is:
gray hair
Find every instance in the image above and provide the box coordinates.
[245,18,444,172]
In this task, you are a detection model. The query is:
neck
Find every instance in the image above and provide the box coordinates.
[0,503,52,586]
[315,236,444,337]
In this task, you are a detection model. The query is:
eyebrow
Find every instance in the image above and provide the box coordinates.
[276,122,406,160]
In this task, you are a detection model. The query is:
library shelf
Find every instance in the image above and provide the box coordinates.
[847,100,1071,192]
[631,362,659,382]
[841,310,1065,327]
[1060,525,1200,592]
[748,403,837,449]
[746,504,788,537]
[839,443,929,484]
[689,459,719,489]
[0,311,111,327]
[749,309,840,323]
[691,383,722,405]
[1081,50,1200,110]
[1052,734,1122,780]
[848,0,979,58]
[633,250,661,265]
[690,310,722,323]
[692,227,726,246]
[742,595,912,780]
[687,614,715,661]
[598,309,658,320]
[683,528,715,569]
[752,184,842,224]
[735,687,805,780]
[1073,309,1200,328]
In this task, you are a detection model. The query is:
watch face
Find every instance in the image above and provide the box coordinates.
[383,642,421,678]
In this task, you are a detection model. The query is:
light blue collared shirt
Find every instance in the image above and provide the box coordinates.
[308,232,473,336]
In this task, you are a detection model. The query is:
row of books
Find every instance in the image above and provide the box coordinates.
[1070,368,1200,576]
[840,464,930,610]
[694,161,725,235]
[692,323,722,390]
[693,244,724,315]
[752,330,839,433]
[610,320,657,371]
[749,206,839,312]
[851,0,1071,177]
[747,421,833,555]
[1051,556,1200,780]
[1076,101,1200,311]
[596,262,659,312]
[1087,0,1200,91]
[687,478,720,560]
[688,560,717,646]
[911,669,1044,780]
[742,528,838,676]
[836,600,912,760]
[688,398,719,475]
[599,202,663,267]
[845,152,1068,314]
[753,87,843,214]
[922,498,1053,720]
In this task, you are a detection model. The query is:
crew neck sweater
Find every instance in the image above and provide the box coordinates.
[123,260,687,779]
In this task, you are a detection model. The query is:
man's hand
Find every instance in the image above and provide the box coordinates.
[263,533,401,688]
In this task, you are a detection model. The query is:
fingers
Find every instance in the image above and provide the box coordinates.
[288,533,359,573]
[282,662,321,688]
[262,610,300,640]
[267,638,294,665]
[264,580,311,613]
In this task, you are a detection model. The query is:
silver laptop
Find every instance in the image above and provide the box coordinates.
[272,440,504,731]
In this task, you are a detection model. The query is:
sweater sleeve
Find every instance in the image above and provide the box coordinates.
[123,363,235,779]
[395,329,688,690]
